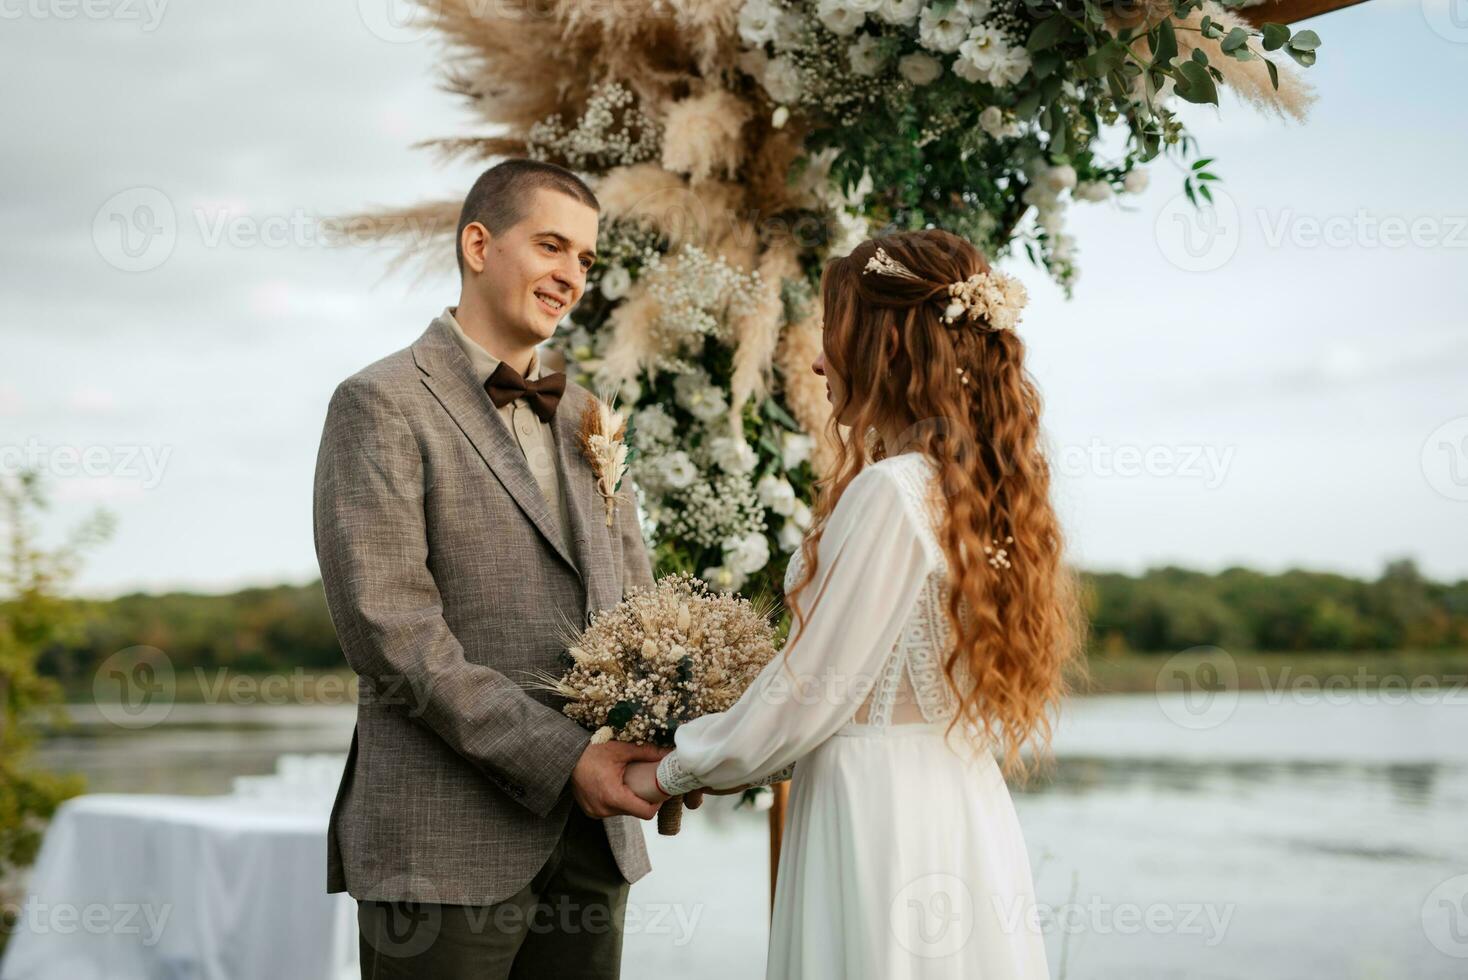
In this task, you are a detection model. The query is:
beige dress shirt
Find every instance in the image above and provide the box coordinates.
[444,307,571,552]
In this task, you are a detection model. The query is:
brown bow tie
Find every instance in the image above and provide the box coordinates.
[485,360,566,423]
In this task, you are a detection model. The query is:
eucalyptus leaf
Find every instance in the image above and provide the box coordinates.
[1286,46,1316,67]
[1221,26,1249,53]
[1173,59,1219,105]
[1027,15,1071,53]
[1290,29,1321,50]
[1148,19,1179,64]
[1261,22,1290,50]
[1264,57,1280,89]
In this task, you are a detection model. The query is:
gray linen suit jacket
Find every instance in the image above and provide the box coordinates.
[313,314,654,905]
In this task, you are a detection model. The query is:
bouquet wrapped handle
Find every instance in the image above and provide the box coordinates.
[656,794,684,835]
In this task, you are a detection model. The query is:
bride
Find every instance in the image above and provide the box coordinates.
[625,228,1088,979]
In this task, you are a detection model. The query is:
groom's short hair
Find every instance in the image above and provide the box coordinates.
[456,159,599,275]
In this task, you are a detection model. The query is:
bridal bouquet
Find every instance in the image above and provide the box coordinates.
[531,572,779,834]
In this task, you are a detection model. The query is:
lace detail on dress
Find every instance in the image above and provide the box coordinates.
[656,750,703,796]
[782,454,972,736]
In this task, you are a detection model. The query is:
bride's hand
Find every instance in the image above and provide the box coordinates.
[624,761,671,806]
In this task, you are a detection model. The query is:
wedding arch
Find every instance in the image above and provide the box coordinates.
[358,0,1360,905]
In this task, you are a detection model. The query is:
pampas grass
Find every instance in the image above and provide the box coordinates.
[728,241,803,432]
[774,312,839,477]
[661,88,753,182]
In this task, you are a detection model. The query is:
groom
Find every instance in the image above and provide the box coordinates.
[314,159,676,978]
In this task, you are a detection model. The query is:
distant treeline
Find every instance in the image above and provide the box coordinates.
[36,558,1468,682]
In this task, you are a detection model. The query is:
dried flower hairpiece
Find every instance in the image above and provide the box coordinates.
[941,270,1028,333]
[861,246,1028,335]
[862,246,923,281]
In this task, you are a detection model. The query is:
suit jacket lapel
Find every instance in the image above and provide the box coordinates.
[553,389,616,614]
[411,317,583,583]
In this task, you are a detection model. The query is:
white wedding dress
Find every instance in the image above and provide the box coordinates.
[656,452,1050,979]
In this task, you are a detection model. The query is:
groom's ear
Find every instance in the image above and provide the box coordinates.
[459,220,490,277]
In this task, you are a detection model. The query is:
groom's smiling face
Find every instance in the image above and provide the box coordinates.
[468,186,599,346]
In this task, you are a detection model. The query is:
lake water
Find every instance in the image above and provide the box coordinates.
[30,692,1468,979]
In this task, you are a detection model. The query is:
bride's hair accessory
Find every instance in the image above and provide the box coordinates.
[862,245,1028,334]
[984,535,1014,570]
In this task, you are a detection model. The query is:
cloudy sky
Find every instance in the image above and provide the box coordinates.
[2,0,1465,597]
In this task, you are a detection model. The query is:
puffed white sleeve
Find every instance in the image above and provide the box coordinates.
[656,466,933,795]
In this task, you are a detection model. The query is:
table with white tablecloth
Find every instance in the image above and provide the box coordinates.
[0,755,358,980]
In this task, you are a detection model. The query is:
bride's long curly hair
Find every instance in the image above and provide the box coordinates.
[785,228,1088,782]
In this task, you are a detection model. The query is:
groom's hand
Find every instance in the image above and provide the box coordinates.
[571,742,668,820]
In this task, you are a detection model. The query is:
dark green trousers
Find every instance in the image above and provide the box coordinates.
[357,808,630,979]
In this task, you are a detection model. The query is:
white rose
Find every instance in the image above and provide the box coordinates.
[1039,164,1078,194]
[777,519,805,553]
[985,45,1031,87]
[897,51,942,86]
[917,5,970,53]
[702,565,746,593]
[710,436,759,475]
[958,25,1004,74]
[816,0,865,35]
[950,56,983,83]
[1074,180,1112,202]
[781,431,814,469]
[722,532,772,576]
[762,56,803,104]
[958,0,994,19]
[847,34,888,76]
[598,264,631,301]
[978,105,1005,137]
[1022,182,1059,212]
[791,499,813,531]
[738,0,780,47]
[756,473,797,516]
[1123,168,1150,194]
[772,8,805,50]
[659,451,698,489]
[674,373,728,422]
[635,405,675,443]
[877,0,922,25]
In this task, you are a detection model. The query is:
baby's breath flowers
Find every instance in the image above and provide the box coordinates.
[526,80,662,169]
[527,573,780,833]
